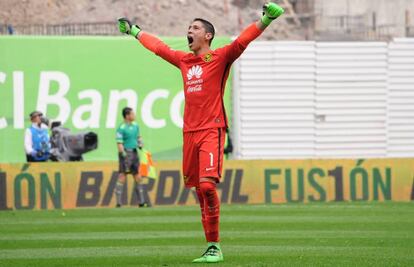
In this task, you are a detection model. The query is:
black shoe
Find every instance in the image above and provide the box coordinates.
[139,202,149,207]
[116,203,121,208]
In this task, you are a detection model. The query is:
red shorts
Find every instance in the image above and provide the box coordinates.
[182,128,226,188]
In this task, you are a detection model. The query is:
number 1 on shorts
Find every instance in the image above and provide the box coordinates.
[209,152,214,167]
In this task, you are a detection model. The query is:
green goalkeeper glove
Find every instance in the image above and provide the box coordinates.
[118,17,141,38]
[261,2,285,26]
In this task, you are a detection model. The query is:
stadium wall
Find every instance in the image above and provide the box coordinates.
[0,158,413,210]
[233,38,414,159]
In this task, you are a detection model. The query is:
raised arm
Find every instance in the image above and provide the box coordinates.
[247,2,285,41]
[221,2,284,63]
[118,18,185,68]
[259,2,285,30]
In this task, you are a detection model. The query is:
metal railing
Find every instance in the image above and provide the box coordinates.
[407,26,414,37]
[0,24,14,34]
[0,22,118,36]
[318,15,365,33]
[2,20,414,40]
[315,14,400,41]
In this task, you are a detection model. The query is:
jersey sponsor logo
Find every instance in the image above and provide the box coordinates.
[186,65,203,80]
[203,53,212,62]
[186,65,204,93]
[187,85,202,93]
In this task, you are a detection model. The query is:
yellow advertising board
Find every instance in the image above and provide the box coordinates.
[0,158,413,210]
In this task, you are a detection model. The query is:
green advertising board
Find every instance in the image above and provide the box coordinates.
[0,35,232,163]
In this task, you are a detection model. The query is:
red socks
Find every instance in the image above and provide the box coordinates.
[196,182,220,243]
[196,186,208,240]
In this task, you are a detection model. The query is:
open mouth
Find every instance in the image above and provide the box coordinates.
[187,36,194,46]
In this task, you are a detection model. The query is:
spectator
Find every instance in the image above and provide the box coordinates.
[7,24,14,35]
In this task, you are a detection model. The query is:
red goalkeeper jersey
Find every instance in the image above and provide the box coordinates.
[139,23,263,132]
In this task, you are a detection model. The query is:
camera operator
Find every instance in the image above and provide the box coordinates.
[24,111,51,162]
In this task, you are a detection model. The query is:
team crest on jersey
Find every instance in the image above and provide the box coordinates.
[203,53,212,62]
[187,65,203,80]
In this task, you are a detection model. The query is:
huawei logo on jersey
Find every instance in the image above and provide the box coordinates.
[186,65,204,93]
[187,65,203,80]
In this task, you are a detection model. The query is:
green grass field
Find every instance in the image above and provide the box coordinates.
[0,203,413,267]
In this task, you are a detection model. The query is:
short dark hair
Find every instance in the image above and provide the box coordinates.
[29,111,43,120]
[193,18,215,45]
[122,107,133,119]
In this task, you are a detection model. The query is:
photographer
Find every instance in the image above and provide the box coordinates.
[24,111,50,162]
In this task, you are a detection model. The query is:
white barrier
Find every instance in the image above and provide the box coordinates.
[233,39,414,159]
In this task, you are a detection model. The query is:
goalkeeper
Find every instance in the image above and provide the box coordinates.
[118,2,284,263]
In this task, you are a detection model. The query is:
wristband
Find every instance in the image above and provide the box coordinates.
[261,15,273,26]
[131,25,141,38]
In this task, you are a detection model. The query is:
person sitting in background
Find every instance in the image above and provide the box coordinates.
[24,111,51,162]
